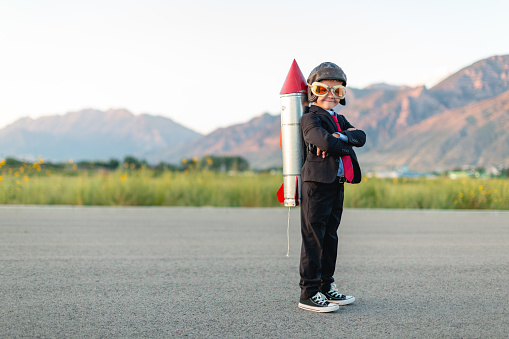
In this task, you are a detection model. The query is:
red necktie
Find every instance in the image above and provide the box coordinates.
[332,114,354,183]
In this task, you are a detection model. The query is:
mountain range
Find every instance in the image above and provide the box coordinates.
[0,109,200,162]
[1,55,508,171]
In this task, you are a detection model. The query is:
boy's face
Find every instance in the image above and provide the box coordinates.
[314,79,344,110]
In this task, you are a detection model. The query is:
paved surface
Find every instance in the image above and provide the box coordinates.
[1,206,508,338]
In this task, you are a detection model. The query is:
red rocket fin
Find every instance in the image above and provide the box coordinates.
[279,127,282,150]
[277,183,284,203]
[294,177,299,206]
[280,59,307,95]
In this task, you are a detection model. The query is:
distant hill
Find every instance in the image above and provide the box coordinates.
[0,109,202,162]
[430,55,509,109]
[362,90,509,170]
[143,113,281,169]
[342,85,446,150]
[357,55,509,170]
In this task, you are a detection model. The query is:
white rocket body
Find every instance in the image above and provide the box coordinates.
[277,60,308,207]
[280,93,306,206]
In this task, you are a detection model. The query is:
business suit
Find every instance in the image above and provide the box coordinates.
[299,105,366,299]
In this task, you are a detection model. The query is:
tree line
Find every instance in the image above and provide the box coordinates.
[0,155,251,173]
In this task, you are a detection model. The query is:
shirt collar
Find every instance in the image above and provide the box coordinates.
[311,104,336,116]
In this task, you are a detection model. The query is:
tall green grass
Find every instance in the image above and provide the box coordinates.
[346,177,508,209]
[0,170,282,207]
[0,169,508,209]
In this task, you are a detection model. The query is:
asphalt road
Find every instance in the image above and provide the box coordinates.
[1,206,508,338]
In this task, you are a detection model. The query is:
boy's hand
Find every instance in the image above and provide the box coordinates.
[316,147,328,158]
[317,132,343,158]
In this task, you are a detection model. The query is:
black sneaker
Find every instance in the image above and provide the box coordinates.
[298,292,340,313]
[323,283,355,305]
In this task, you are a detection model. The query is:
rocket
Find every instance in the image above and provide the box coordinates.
[276,60,307,207]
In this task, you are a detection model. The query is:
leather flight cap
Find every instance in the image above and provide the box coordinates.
[307,62,347,106]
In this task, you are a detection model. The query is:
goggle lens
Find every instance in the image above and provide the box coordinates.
[310,82,346,99]
[313,84,329,95]
[334,87,346,98]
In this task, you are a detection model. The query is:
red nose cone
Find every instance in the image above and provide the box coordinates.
[280,59,307,95]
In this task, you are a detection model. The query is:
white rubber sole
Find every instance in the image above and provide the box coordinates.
[328,295,355,306]
[298,302,340,313]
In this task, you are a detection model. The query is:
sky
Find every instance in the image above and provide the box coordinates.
[1,0,508,134]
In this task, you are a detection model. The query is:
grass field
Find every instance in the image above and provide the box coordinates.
[0,166,507,209]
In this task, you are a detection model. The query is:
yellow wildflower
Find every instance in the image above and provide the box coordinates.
[24,176,29,182]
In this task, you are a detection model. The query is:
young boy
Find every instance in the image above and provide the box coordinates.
[298,62,366,313]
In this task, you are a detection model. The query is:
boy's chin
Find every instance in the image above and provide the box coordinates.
[316,103,336,110]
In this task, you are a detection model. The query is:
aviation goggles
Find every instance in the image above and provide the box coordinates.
[309,82,346,99]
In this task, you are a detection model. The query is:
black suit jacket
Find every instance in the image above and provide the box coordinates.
[300,105,366,184]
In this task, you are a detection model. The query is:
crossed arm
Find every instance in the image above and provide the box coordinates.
[316,129,357,158]
[301,113,366,158]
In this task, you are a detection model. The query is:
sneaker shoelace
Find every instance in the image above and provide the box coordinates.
[328,283,346,298]
[311,292,329,306]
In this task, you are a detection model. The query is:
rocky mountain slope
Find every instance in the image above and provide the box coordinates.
[362,90,509,170]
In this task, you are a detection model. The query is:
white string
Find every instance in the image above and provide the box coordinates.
[286,207,291,257]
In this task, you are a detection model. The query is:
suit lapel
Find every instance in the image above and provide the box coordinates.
[310,106,338,132]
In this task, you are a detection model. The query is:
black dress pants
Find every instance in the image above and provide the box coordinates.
[299,178,344,299]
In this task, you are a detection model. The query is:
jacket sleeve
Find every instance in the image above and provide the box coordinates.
[339,115,366,147]
[301,113,354,157]
[341,129,366,147]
